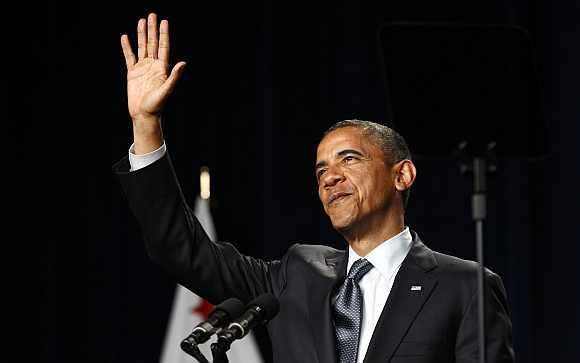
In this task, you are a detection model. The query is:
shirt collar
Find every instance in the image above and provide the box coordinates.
[347,226,413,279]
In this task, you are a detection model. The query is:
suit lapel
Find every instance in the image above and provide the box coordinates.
[363,233,439,363]
[308,249,348,363]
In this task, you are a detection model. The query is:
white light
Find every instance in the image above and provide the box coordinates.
[200,167,210,200]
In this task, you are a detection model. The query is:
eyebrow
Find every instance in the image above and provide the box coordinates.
[314,149,365,171]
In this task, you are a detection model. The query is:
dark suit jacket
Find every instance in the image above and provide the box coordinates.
[113,152,515,363]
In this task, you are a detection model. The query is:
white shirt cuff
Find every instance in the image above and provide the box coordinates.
[128,142,167,172]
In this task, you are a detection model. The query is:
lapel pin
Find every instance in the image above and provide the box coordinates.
[411,285,422,291]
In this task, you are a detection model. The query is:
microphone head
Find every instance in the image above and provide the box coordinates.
[249,293,280,322]
[212,298,245,319]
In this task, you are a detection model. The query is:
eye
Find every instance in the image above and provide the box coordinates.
[316,168,327,180]
[343,155,357,164]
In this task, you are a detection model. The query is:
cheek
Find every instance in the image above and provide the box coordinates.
[352,176,370,199]
[318,188,326,204]
[358,179,387,206]
[318,189,330,213]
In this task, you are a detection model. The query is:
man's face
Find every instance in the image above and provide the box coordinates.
[315,127,396,232]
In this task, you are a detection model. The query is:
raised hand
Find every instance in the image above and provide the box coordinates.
[120,13,186,154]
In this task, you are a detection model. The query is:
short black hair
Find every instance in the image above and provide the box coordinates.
[322,119,413,209]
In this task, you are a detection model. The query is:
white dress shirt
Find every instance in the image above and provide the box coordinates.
[128,142,414,363]
[128,142,167,171]
[341,227,413,363]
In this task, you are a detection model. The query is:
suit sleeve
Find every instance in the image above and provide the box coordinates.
[112,152,287,305]
[455,270,516,362]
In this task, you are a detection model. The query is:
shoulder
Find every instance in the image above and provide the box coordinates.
[425,249,506,301]
[432,250,500,281]
[408,230,504,297]
[432,251,480,274]
[285,242,345,263]
[410,230,502,283]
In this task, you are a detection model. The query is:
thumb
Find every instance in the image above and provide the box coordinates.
[160,61,187,97]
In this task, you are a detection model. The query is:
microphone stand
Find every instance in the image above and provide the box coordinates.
[181,335,229,363]
[458,141,497,363]
[210,335,232,363]
[181,342,210,363]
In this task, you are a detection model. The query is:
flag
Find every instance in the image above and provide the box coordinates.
[159,196,263,363]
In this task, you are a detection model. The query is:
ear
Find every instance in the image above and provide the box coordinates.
[394,160,416,192]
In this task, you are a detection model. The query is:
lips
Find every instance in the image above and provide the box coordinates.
[327,191,352,206]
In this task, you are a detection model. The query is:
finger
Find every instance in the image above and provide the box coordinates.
[159,61,187,96]
[137,18,147,59]
[158,19,170,63]
[147,13,158,59]
[120,34,136,68]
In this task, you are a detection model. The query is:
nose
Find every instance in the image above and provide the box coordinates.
[320,166,345,189]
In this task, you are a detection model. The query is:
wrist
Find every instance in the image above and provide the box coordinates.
[133,124,163,155]
[132,114,161,131]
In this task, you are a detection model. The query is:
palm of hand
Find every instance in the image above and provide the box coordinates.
[121,15,186,123]
[127,58,169,119]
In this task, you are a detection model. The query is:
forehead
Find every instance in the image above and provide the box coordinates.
[316,127,381,159]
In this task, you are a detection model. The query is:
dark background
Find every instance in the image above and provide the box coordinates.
[15,0,579,362]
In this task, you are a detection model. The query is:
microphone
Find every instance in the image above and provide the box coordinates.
[217,293,280,345]
[180,297,245,353]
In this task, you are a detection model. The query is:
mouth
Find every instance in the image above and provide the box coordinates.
[327,192,352,206]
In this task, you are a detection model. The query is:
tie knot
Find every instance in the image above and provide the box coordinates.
[347,258,373,283]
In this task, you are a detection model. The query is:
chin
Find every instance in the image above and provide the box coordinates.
[330,216,355,233]
[326,205,359,233]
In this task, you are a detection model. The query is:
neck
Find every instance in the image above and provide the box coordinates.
[342,208,405,257]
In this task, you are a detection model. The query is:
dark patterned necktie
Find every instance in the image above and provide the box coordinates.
[333,258,374,363]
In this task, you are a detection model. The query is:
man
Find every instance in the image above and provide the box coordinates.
[114,13,514,362]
